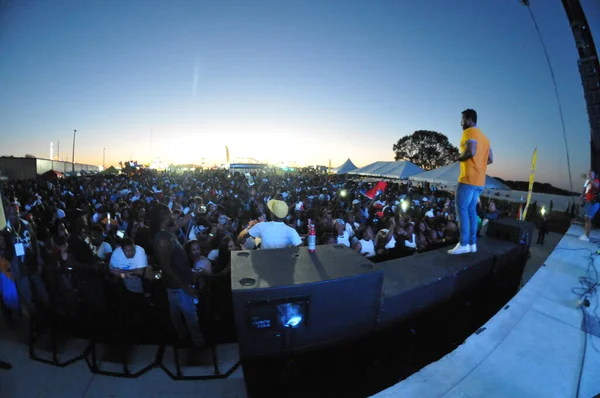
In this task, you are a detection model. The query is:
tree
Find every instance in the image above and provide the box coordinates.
[393,130,459,171]
[24,154,35,158]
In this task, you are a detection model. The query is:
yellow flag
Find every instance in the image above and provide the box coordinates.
[522,147,537,220]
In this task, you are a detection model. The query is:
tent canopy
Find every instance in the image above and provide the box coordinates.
[40,170,65,180]
[103,166,119,175]
[348,161,424,180]
[409,162,511,190]
[331,158,358,175]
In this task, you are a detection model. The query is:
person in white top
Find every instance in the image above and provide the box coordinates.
[238,199,303,250]
[353,226,376,258]
[109,238,148,294]
[334,219,351,247]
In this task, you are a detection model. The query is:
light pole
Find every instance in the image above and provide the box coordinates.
[72,129,77,173]
[103,147,106,169]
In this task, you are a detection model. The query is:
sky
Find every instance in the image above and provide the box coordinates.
[0,0,599,191]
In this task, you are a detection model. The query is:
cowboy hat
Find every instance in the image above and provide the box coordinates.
[267,199,289,219]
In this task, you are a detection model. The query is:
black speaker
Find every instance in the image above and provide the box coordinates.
[376,239,506,330]
[231,244,384,358]
[487,218,535,249]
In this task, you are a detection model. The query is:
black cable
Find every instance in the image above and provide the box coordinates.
[521,2,575,197]
[570,252,599,398]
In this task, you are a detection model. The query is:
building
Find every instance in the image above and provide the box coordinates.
[0,157,99,180]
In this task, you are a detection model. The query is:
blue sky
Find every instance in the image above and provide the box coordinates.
[0,0,599,190]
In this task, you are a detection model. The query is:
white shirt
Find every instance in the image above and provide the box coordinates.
[109,245,148,293]
[404,234,417,249]
[96,241,113,260]
[344,223,355,238]
[249,221,303,250]
[359,239,376,258]
[385,235,396,250]
[336,231,351,247]
[109,245,148,271]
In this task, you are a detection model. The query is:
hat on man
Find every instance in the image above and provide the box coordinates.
[267,199,289,219]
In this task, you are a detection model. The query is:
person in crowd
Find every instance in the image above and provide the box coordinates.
[5,203,49,313]
[238,199,302,250]
[188,240,212,275]
[537,215,549,245]
[109,237,148,296]
[580,170,600,242]
[484,201,499,220]
[67,214,108,320]
[90,224,113,262]
[151,203,204,346]
[353,225,376,258]
[334,219,351,247]
[449,109,493,255]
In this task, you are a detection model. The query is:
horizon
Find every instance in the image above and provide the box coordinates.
[1,1,599,191]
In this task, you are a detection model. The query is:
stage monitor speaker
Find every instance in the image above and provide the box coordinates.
[231,245,383,358]
[376,241,498,330]
[487,218,535,249]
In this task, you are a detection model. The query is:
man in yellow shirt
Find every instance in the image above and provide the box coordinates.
[449,109,493,255]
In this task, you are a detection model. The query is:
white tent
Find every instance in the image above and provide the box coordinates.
[331,158,358,175]
[409,162,511,190]
[348,161,424,180]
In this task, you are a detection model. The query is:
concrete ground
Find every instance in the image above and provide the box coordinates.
[0,227,576,398]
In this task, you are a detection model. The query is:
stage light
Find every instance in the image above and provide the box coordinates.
[541,207,546,216]
[285,315,303,328]
[401,200,409,212]
[340,189,347,197]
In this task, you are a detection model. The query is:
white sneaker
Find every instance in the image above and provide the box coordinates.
[579,235,590,242]
[448,243,471,255]
[470,244,477,253]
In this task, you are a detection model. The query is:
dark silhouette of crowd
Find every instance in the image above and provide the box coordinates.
[0,169,497,347]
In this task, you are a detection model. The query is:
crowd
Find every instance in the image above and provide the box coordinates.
[0,169,501,347]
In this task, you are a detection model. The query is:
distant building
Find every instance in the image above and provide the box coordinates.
[0,156,99,180]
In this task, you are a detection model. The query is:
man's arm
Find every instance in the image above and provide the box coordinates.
[238,220,259,245]
[487,148,494,165]
[458,141,477,162]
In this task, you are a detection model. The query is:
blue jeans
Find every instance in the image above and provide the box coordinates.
[456,183,484,246]
[584,202,600,219]
[166,288,202,343]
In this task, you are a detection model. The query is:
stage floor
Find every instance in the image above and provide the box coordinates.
[373,224,600,398]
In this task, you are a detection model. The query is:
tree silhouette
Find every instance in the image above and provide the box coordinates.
[24,154,35,158]
[393,130,459,171]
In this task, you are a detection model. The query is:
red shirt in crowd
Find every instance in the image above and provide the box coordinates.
[585,179,600,202]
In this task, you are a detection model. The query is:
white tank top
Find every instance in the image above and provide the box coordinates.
[359,239,376,258]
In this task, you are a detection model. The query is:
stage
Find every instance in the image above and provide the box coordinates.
[373,224,600,398]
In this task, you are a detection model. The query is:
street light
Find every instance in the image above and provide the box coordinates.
[72,129,77,173]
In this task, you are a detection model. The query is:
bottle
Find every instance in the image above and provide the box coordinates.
[308,219,316,253]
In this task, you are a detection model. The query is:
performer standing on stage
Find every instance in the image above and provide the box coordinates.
[449,109,493,255]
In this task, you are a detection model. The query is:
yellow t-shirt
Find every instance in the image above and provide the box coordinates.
[458,127,490,187]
